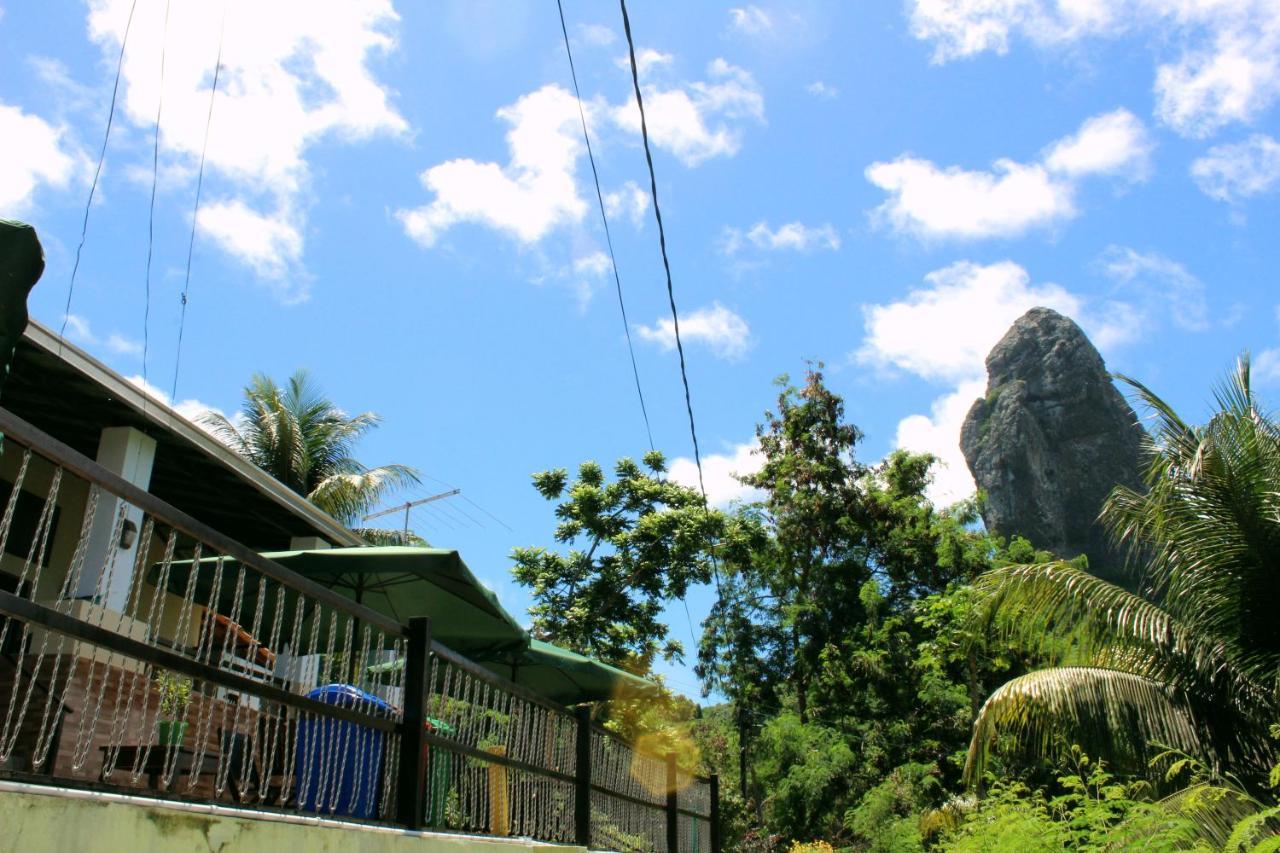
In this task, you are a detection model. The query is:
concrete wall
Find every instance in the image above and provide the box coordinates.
[0,782,584,853]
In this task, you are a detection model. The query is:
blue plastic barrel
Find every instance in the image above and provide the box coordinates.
[295,684,392,818]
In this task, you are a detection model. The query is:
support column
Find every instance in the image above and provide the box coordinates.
[574,705,592,847]
[666,753,679,852]
[397,616,432,830]
[72,426,156,612]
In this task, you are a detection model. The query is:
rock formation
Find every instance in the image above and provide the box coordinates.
[960,307,1144,576]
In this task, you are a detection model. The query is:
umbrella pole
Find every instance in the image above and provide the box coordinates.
[351,580,363,684]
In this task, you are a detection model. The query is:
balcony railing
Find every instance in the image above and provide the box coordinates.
[0,407,718,851]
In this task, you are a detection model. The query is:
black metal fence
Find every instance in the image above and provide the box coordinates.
[0,406,717,851]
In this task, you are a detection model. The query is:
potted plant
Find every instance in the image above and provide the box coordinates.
[154,672,192,746]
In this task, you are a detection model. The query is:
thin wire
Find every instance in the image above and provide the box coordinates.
[172,1,228,399]
[142,0,173,387]
[618,0,721,591]
[556,0,655,452]
[60,0,140,348]
[461,495,513,532]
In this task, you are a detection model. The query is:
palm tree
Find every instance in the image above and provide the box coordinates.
[202,371,421,541]
[964,356,1280,792]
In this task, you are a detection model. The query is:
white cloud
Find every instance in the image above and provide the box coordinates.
[669,441,764,507]
[1043,108,1153,177]
[857,256,1200,505]
[867,157,1072,240]
[611,58,765,167]
[126,374,230,435]
[636,302,752,361]
[723,221,841,254]
[62,314,96,346]
[728,6,773,36]
[397,85,587,247]
[617,48,674,76]
[1098,245,1209,331]
[62,314,143,360]
[907,0,1280,138]
[895,379,987,505]
[857,260,1085,382]
[1257,347,1280,384]
[1191,134,1280,202]
[577,23,615,46]
[573,251,611,277]
[858,261,1092,505]
[0,102,81,214]
[866,108,1149,240]
[197,199,304,291]
[603,180,649,226]
[87,0,405,282]
[401,58,764,250]
[806,81,839,99]
[105,333,143,357]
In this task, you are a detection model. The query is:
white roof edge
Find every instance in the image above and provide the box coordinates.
[22,320,364,547]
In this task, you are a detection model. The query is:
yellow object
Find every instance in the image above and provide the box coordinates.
[487,745,510,837]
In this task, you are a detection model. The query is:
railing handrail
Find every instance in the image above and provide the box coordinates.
[0,590,398,732]
[0,404,721,848]
[0,406,404,638]
[429,638,573,716]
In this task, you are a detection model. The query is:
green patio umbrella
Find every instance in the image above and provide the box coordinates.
[155,546,527,657]
[369,638,660,706]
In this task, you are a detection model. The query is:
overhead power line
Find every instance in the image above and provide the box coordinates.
[172,1,228,399]
[60,0,141,348]
[556,0,655,452]
[142,0,173,390]
[617,0,720,592]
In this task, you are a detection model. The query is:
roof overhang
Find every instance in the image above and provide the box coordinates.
[4,320,363,550]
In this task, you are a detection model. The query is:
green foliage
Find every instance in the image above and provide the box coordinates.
[965,356,1280,792]
[945,749,1207,851]
[154,671,192,720]
[694,367,1020,847]
[202,370,420,530]
[843,762,938,852]
[511,451,740,674]
[755,711,859,841]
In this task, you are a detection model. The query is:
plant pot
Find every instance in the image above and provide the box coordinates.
[157,720,188,746]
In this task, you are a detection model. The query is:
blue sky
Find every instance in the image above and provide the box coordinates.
[4,0,1280,699]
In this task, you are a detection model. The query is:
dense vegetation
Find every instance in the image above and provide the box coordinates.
[515,360,1280,850]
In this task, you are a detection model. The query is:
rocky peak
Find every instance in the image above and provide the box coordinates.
[960,307,1144,577]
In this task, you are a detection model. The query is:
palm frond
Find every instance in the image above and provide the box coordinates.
[970,562,1269,714]
[1154,783,1262,850]
[350,527,430,547]
[964,667,1209,786]
[1106,362,1280,673]
[1225,803,1280,851]
[197,410,249,456]
[308,464,420,525]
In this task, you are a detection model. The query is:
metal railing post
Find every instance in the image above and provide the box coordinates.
[397,616,432,829]
[666,752,678,852]
[574,706,592,847]
[710,773,721,853]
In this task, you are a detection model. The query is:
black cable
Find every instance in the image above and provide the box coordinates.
[618,0,721,592]
[60,0,140,349]
[142,0,172,389]
[172,2,227,400]
[556,0,655,452]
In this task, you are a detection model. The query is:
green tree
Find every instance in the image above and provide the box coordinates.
[510,451,738,675]
[202,370,420,538]
[965,356,1280,791]
[705,366,872,724]
[699,368,1014,845]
